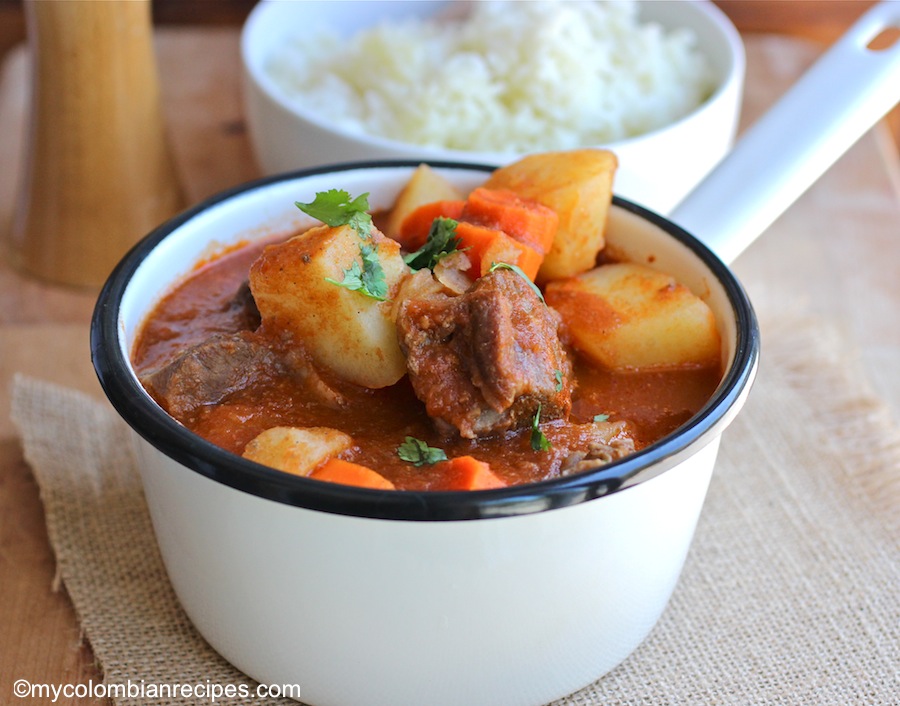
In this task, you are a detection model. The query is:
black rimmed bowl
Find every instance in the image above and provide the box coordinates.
[94,4,900,696]
[91,160,758,706]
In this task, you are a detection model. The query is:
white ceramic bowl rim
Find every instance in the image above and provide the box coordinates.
[91,160,759,522]
[240,0,745,161]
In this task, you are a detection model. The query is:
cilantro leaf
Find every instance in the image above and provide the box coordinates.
[488,261,545,304]
[554,369,564,392]
[324,242,388,301]
[356,243,388,299]
[398,436,448,467]
[296,189,373,239]
[299,189,387,300]
[530,403,551,452]
[593,413,610,423]
[403,217,464,271]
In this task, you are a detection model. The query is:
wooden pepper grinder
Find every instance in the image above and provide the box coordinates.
[11,0,184,287]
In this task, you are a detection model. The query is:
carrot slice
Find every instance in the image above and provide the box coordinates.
[397,199,466,251]
[434,455,507,491]
[310,458,395,490]
[453,221,503,273]
[480,236,543,281]
[454,221,543,281]
[461,187,558,255]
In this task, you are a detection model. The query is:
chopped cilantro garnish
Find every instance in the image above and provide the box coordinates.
[296,189,373,239]
[298,189,386,300]
[403,217,464,271]
[488,261,545,304]
[593,413,610,423]
[324,242,388,301]
[554,369,564,392]
[530,404,551,452]
[398,436,448,466]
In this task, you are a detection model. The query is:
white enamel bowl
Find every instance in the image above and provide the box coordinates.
[241,0,745,215]
[91,161,759,706]
[93,4,900,703]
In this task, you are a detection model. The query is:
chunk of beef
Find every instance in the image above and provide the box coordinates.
[556,420,636,475]
[395,268,573,439]
[141,331,284,419]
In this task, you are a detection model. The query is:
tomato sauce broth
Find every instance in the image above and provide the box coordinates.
[132,238,722,490]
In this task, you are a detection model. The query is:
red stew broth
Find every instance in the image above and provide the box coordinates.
[132,237,722,491]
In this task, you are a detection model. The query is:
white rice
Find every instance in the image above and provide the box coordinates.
[265,1,717,152]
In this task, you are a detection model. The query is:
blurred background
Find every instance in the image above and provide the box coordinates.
[0,0,896,152]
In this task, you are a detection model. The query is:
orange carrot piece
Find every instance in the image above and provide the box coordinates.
[310,458,395,490]
[461,187,558,254]
[435,455,507,491]
[454,221,544,281]
[453,221,504,273]
[480,237,543,281]
[397,199,466,251]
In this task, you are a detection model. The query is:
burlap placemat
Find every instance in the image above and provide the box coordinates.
[10,316,900,706]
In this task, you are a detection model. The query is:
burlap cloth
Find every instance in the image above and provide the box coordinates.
[9,315,900,706]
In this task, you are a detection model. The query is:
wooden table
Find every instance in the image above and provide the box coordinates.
[1,20,899,706]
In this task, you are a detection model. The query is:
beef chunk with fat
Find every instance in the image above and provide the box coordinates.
[556,420,636,475]
[395,268,573,439]
[140,331,285,419]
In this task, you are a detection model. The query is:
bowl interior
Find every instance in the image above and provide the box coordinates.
[97,162,758,521]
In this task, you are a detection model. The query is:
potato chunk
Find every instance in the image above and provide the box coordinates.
[545,263,721,371]
[242,426,353,476]
[384,163,464,240]
[249,224,409,388]
[483,149,617,284]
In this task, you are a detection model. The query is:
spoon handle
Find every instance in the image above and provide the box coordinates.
[670,0,900,265]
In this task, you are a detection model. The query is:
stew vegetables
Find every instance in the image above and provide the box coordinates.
[133,150,722,491]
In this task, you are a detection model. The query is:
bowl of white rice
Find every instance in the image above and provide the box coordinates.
[241,0,744,215]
